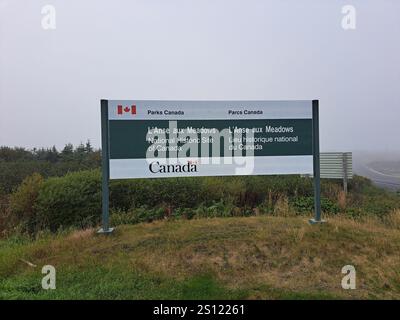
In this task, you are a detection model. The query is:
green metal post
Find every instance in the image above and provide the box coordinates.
[98,99,114,234]
[309,100,325,224]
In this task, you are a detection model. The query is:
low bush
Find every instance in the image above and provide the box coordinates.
[35,170,101,231]
[110,177,220,211]
[4,165,399,234]
[110,206,166,226]
[290,196,340,215]
[8,173,44,233]
[193,200,236,219]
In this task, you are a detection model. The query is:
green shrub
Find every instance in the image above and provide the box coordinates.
[110,208,137,225]
[110,177,220,210]
[140,177,212,208]
[201,177,245,204]
[344,207,364,219]
[240,175,314,207]
[291,196,340,215]
[110,206,165,226]
[9,173,44,233]
[361,195,400,217]
[171,207,194,219]
[35,170,101,231]
[5,165,399,235]
[193,200,235,218]
[348,175,373,194]
[0,159,100,195]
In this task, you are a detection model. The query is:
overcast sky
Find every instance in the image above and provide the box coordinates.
[0,0,399,152]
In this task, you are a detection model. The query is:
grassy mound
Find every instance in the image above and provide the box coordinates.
[1,214,400,299]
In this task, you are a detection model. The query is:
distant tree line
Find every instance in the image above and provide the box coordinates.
[0,141,101,194]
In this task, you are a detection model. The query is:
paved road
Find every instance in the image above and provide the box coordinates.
[354,163,400,191]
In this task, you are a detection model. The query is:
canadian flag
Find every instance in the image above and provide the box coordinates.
[117,105,136,115]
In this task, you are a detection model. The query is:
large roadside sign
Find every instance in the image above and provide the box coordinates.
[99,100,322,233]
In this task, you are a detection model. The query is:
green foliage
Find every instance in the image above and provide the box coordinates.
[0,143,100,194]
[348,175,374,194]
[35,170,101,231]
[110,207,165,226]
[8,173,44,233]
[346,175,400,217]
[291,196,340,215]
[193,200,236,218]
[0,147,34,162]
[344,207,364,219]
[26,170,319,231]
[1,154,399,235]
[355,195,399,217]
[110,177,220,211]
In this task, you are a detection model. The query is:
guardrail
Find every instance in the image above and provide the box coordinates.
[303,152,352,192]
